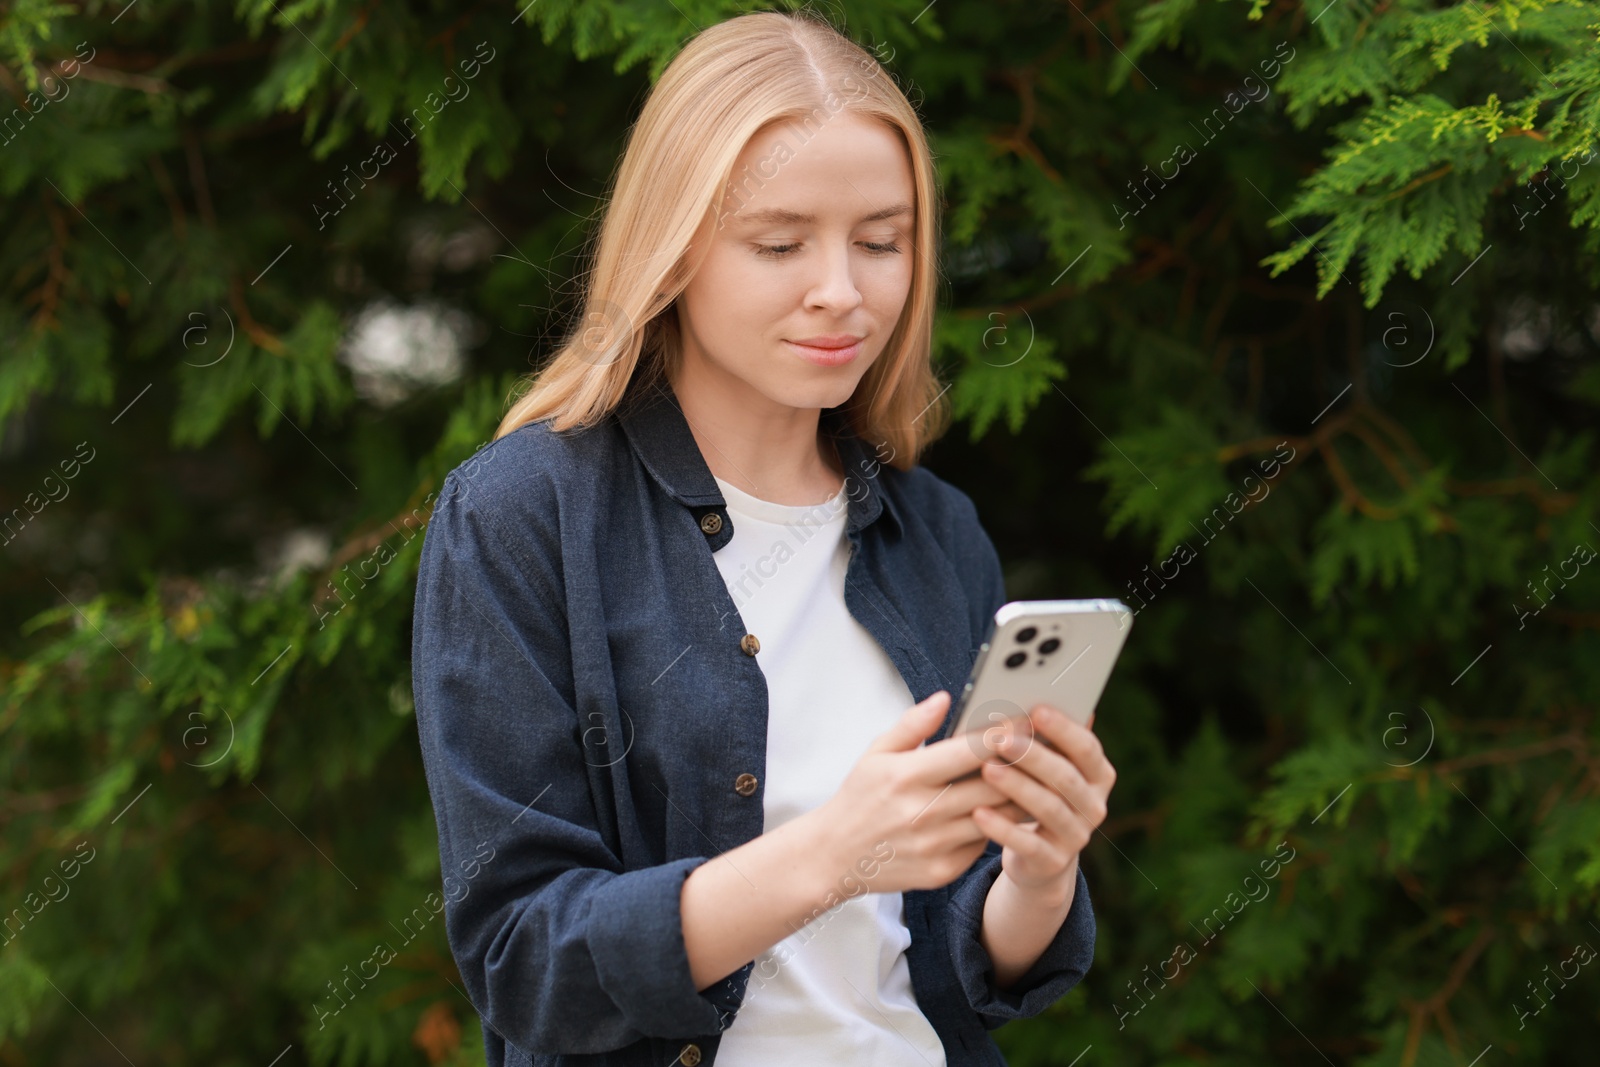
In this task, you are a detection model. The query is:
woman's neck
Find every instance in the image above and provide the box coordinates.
[667,361,847,506]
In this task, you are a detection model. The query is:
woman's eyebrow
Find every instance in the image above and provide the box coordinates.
[733,202,914,226]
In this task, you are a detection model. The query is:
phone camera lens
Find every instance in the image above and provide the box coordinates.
[1004,651,1027,669]
[1038,637,1061,655]
[1015,627,1037,643]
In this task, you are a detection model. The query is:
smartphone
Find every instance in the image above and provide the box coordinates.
[943,599,1133,771]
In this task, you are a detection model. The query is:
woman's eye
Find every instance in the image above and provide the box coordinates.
[752,241,904,259]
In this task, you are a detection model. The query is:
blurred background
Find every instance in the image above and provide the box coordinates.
[2,1,1598,1064]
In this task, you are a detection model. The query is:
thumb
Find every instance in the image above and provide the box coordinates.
[870,690,951,754]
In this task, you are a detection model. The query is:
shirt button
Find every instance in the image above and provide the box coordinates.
[740,633,760,656]
[699,512,723,535]
[678,1043,703,1066]
[734,773,758,797]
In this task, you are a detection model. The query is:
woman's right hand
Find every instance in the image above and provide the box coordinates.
[801,690,1028,896]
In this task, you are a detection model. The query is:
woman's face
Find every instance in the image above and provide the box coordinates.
[673,110,917,416]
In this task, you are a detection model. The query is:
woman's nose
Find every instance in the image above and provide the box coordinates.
[808,243,864,308]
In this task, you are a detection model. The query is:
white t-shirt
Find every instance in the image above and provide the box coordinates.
[708,472,948,1067]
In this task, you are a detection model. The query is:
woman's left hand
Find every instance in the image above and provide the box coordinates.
[969,704,1116,901]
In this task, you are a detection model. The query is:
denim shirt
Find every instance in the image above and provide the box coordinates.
[410,372,1095,1067]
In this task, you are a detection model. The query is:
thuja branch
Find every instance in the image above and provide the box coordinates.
[1398,923,1496,1067]
[1422,732,1588,777]
[1217,403,1574,519]
[1320,438,1402,520]
[1382,163,1453,202]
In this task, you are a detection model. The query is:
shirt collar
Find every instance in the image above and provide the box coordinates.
[616,372,903,540]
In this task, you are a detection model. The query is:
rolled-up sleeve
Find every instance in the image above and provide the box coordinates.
[947,853,1095,1027]
[411,468,732,1054]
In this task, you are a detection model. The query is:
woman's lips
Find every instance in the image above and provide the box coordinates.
[785,338,861,366]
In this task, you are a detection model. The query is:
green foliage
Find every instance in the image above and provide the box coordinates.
[2,1,1598,1065]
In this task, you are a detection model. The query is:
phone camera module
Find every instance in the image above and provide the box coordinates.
[1015,627,1038,643]
[1038,637,1061,655]
[1004,651,1028,669]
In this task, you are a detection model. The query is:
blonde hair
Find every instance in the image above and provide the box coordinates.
[491,9,951,469]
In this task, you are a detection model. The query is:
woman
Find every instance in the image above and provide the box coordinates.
[411,11,1117,1067]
